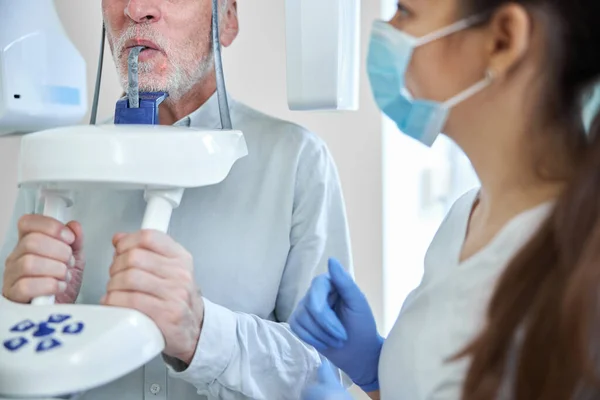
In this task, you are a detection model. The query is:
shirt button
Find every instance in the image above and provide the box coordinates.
[150,384,161,395]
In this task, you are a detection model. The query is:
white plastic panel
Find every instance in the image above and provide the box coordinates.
[18,125,248,190]
[0,0,87,136]
[285,0,361,111]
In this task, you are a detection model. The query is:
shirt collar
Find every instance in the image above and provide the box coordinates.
[174,91,234,129]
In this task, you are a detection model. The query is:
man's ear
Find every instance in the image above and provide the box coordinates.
[220,0,238,47]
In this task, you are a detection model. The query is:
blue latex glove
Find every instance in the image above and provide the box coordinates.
[290,258,384,392]
[302,362,352,400]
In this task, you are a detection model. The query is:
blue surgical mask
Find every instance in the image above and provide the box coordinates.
[367,17,493,146]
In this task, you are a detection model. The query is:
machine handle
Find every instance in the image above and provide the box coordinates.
[141,188,184,233]
[31,190,73,306]
[29,189,181,305]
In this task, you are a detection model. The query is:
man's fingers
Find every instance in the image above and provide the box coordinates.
[101,290,165,321]
[12,233,73,265]
[17,214,75,244]
[3,221,76,303]
[109,248,172,279]
[15,255,69,281]
[106,268,169,300]
[6,277,66,304]
[66,221,85,254]
[112,233,127,246]
[113,230,185,258]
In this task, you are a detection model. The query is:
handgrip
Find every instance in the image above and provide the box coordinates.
[141,189,184,233]
[31,190,73,306]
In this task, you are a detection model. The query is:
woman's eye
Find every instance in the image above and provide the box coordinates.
[397,2,411,18]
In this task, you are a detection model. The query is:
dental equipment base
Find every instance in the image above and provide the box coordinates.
[0,124,247,398]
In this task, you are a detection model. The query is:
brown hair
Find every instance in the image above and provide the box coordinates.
[455,1,600,399]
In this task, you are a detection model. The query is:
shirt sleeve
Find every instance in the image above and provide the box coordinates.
[166,135,354,399]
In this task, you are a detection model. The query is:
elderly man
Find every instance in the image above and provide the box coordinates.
[0,0,352,399]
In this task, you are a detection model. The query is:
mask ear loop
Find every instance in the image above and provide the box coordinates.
[443,69,495,109]
[414,15,486,47]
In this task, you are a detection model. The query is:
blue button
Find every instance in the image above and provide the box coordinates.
[33,323,56,338]
[9,320,35,333]
[48,314,71,324]
[36,338,61,353]
[63,322,84,335]
[3,337,28,352]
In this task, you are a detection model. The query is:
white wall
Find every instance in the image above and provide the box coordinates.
[0,136,17,239]
[0,0,385,359]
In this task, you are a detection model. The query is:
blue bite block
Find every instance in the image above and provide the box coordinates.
[114,92,169,125]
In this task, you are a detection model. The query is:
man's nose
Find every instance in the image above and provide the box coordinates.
[125,0,162,23]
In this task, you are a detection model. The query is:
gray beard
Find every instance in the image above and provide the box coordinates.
[116,54,214,102]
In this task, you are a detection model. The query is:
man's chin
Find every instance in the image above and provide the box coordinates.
[121,74,169,93]
[138,81,169,93]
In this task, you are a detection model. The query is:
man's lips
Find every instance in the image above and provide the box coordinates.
[125,39,161,52]
[122,39,166,62]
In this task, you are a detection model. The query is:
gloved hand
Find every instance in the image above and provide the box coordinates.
[302,362,352,400]
[290,258,384,392]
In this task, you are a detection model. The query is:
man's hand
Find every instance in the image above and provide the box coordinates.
[2,215,85,304]
[101,230,204,365]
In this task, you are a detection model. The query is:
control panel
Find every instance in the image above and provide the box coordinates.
[3,314,85,353]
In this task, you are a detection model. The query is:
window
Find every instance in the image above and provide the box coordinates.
[382,116,478,334]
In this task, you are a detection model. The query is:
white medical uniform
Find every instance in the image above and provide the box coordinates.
[379,189,553,399]
[0,93,352,399]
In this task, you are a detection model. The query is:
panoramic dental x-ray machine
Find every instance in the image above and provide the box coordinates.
[0,0,360,398]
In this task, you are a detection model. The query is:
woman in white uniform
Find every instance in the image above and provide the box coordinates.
[289,0,600,399]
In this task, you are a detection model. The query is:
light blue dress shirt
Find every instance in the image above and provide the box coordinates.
[0,92,353,399]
